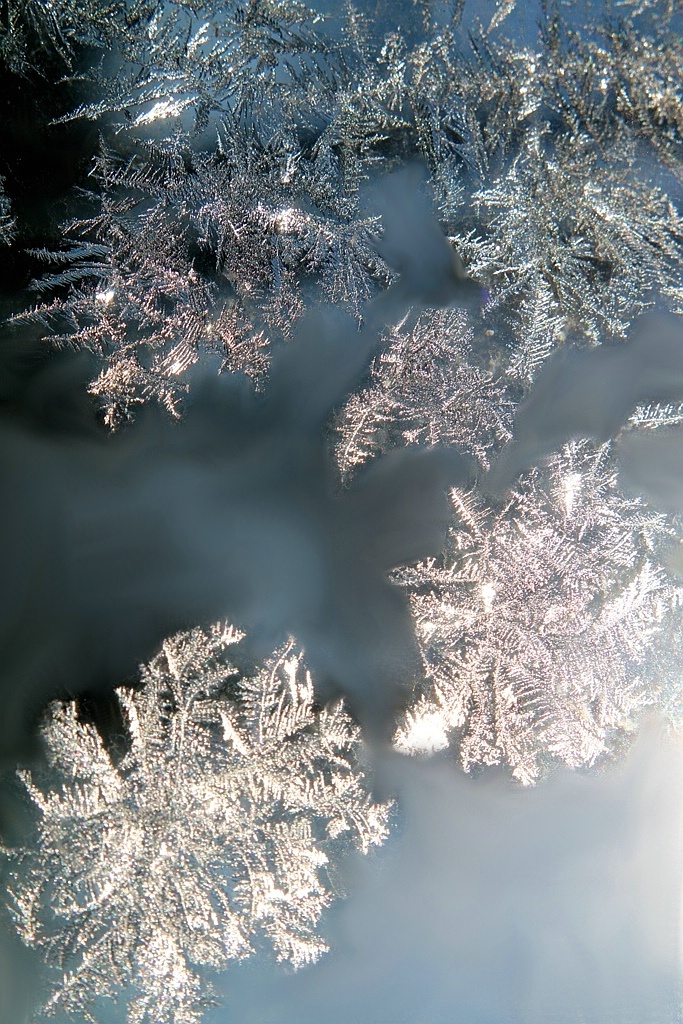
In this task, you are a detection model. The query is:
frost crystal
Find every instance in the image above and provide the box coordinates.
[14,131,384,425]
[3,0,683,789]
[0,179,15,246]
[3,626,391,1023]
[394,443,682,784]
[335,307,511,477]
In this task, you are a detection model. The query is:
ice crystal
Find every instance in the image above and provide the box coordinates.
[469,130,683,344]
[394,442,681,783]
[15,0,682,419]
[335,306,510,477]
[62,0,339,140]
[2,0,683,787]
[15,144,275,425]
[0,179,15,246]
[3,625,390,1023]
[0,0,75,74]
[14,125,389,423]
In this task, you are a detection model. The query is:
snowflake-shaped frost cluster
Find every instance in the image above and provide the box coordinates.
[394,443,682,783]
[3,625,391,1024]
[335,307,512,477]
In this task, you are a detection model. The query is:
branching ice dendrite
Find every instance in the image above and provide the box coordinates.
[2,625,391,1024]
[394,442,683,783]
[335,306,511,478]
[0,179,15,247]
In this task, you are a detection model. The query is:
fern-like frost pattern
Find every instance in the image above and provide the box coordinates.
[2,0,683,866]
[3,626,391,1023]
[394,444,682,783]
